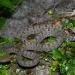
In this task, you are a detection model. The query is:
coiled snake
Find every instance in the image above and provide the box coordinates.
[0,0,75,68]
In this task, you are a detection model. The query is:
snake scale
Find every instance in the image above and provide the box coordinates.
[0,0,75,68]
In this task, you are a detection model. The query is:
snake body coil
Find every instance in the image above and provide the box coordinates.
[1,0,75,67]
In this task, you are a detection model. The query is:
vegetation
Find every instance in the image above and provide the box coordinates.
[0,0,22,75]
[48,41,75,75]
[0,0,22,17]
[0,0,22,29]
[40,36,56,45]
[0,64,11,75]
[62,19,75,29]
[48,19,75,75]
[0,37,14,45]
[0,37,22,75]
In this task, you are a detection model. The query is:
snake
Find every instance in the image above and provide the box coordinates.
[0,0,75,68]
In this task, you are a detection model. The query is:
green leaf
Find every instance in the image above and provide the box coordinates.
[47,9,53,15]
[11,0,22,5]
[0,64,11,75]
[0,0,13,9]
[67,71,75,75]
[51,49,64,59]
[0,0,23,17]
[62,19,75,29]
[68,41,75,48]
[69,19,75,27]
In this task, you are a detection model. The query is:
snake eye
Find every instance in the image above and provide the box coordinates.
[27,34,36,41]
[40,36,56,45]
